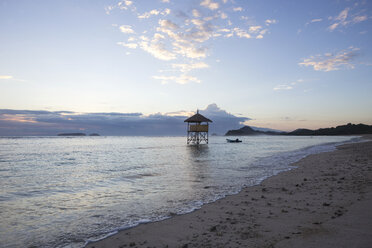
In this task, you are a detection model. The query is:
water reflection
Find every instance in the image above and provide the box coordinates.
[0,136,356,248]
[186,144,210,158]
[185,144,212,185]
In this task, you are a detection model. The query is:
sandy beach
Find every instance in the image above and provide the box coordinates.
[86,137,372,248]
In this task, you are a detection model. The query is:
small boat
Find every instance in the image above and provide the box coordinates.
[226,138,242,143]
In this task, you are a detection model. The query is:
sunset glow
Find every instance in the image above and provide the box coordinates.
[1,0,371,134]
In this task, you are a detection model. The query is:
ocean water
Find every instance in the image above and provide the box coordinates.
[0,135,358,248]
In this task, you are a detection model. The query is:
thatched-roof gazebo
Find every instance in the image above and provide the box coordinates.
[184,110,212,144]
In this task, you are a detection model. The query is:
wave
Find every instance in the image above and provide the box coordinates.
[81,136,360,248]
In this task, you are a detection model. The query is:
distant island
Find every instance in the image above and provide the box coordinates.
[287,123,372,136]
[225,126,285,136]
[58,133,87,136]
[57,133,100,136]
[225,123,372,136]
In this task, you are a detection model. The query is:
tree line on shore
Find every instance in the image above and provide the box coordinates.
[225,123,372,136]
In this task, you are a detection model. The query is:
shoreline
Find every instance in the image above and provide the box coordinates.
[86,136,372,248]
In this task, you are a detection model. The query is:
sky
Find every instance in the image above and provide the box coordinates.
[0,0,372,135]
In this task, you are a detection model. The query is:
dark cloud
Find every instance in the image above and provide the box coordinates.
[84,112,142,117]
[0,109,54,115]
[0,104,251,136]
[199,104,250,135]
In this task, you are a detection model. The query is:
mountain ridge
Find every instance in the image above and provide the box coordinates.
[225,123,372,136]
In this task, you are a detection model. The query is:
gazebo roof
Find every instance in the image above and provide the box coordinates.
[184,111,212,123]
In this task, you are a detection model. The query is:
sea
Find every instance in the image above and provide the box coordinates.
[0,135,360,248]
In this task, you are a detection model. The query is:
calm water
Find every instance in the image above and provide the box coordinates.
[0,135,358,248]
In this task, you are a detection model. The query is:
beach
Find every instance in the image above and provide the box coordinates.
[86,137,372,248]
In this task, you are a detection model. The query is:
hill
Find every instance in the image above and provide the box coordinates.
[287,123,372,135]
[225,126,284,136]
[225,123,372,136]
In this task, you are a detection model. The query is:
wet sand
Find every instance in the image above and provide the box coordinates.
[86,137,372,248]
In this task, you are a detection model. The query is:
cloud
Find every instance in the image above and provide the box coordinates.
[127,36,136,41]
[109,0,277,84]
[163,8,171,15]
[158,19,179,30]
[223,25,270,39]
[138,9,160,19]
[117,0,134,10]
[171,62,209,72]
[265,19,277,25]
[138,8,171,19]
[139,41,176,61]
[201,103,236,118]
[191,18,205,26]
[249,25,262,33]
[273,79,304,91]
[117,42,138,49]
[353,15,367,22]
[153,74,201,84]
[328,7,368,31]
[273,85,293,91]
[200,0,219,11]
[173,44,207,59]
[119,25,135,33]
[192,9,201,18]
[199,103,251,134]
[328,8,349,31]
[304,18,322,26]
[218,28,230,32]
[299,47,360,71]
[310,18,322,23]
[0,75,26,82]
[232,27,251,38]
[124,1,132,6]
[220,12,228,19]
[0,75,13,80]
[0,104,251,136]
[105,5,115,14]
[105,0,136,14]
